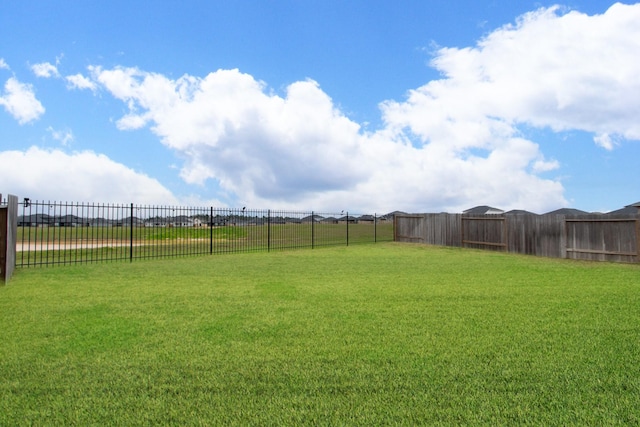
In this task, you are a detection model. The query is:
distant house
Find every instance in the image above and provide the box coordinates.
[56,214,85,227]
[504,209,538,216]
[338,215,358,224]
[358,215,376,223]
[122,217,145,227]
[145,217,168,227]
[18,214,54,227]
[606,201,640,216]
[90,218,113,227]
[301,214,324,223]
[383,211,406,220]
[210,216,229,226]
[544,208,588,216]
[170,215,193,227]
[463,206,504,215]
[322,217,338,224]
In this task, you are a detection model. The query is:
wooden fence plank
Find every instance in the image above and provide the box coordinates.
[394,212,639,264]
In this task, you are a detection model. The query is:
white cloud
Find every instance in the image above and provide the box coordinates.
[87,65,564,213]
[66,73,97,91]
[0,58,9,70]
[0,77,45,124]
[400,3,640,144]
[31,62,60,78]
[90,67,369,200]
[593,133,617,151]
[532,158,560,173]
[46,126,74,146]
[0,147,179,204]
[77,3,640,213]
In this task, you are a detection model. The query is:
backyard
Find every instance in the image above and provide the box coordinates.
[1,243,639,425]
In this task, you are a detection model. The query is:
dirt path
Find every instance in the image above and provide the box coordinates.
[16,241,146,252]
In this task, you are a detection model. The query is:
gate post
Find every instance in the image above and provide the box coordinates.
[1,194,18,283]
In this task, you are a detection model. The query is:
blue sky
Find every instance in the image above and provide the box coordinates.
[1,1,638,214]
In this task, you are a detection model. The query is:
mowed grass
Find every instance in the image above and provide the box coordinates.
[1,243,639,425]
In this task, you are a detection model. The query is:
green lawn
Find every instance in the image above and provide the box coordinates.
[1,243,639,425]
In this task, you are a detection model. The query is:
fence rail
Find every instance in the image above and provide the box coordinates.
[13,200,393,268]
[395,212,640,263]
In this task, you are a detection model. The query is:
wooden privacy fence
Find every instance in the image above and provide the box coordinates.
[565,216,639,262]
[395,212,640,263]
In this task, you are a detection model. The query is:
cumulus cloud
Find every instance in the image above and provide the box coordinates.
[89,67,370,207]
[46,126,74,146]
[66,73,97,91]
[0,58,9,70]
[31,62,60,78]
[0,77,45,124]
[593,133,618,151]
[0,147,179,204]
[84,64,564,212]
[386,3,640,144]
[70,3,639,213]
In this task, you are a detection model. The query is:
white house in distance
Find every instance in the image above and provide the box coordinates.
[463,206,505,215]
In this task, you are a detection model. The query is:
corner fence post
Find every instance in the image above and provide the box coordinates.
[636,217,640,263]
[1,194,18,283]
[393,214,397,242]
[130,203,134,262]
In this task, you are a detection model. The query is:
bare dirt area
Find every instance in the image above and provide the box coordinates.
[16,241,144,252]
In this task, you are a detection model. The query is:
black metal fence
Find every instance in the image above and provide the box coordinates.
[15,200,394,267]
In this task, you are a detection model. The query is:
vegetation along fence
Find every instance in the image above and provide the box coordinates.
[12,199,393,268]
[395,212,640,263]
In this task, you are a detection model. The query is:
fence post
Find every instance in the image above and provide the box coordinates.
[267,209,271,252]
[393,214,397,241]
[636,217,640,263]
[312,211,315,249]
[0,193,5,281]
[210,207,214,254]
[1,194,18,283]
[374,213,377,243]
[130,203,134,263]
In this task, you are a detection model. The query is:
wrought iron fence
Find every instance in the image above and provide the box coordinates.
[16,200,394,267]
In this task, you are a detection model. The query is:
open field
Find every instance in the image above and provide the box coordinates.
[15,223,394,266]
[1,243,639,425]
[15,222,392,244]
